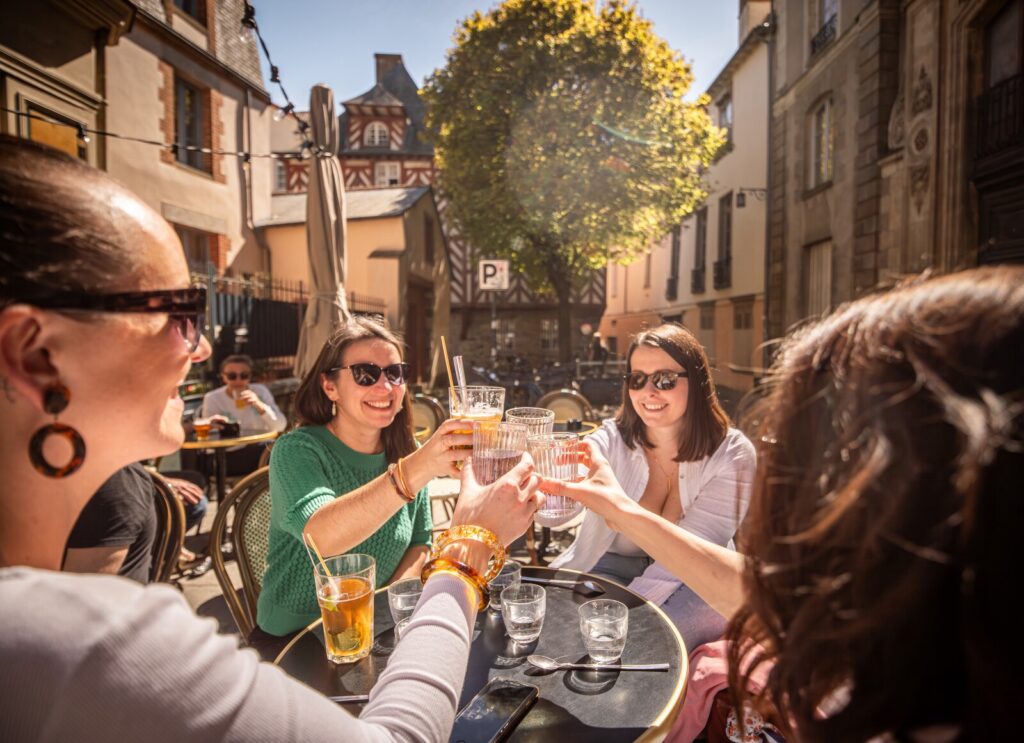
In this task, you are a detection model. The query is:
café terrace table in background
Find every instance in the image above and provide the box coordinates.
[275,566,687,741]
[180,429,279,501]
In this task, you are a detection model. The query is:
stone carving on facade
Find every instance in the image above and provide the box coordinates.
[910,164,930,213]
[912,66,933,114]
[887,91,906,150]
[913,125,929,153]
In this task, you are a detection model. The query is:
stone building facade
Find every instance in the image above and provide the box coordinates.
[767,0,1024,340]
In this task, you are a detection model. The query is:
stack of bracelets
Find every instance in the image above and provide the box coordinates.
[420,525,507,610]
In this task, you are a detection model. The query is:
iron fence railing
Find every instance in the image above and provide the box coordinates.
[691,266,706,294]
[713,257,732,290]
[976,73,1023,160]
[811,14,837,56]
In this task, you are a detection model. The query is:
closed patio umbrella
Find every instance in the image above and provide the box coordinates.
[294,83,350,378]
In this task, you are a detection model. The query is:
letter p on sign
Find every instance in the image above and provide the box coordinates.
[478,259,510,291]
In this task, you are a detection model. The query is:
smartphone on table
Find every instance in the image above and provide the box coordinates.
[448,678,539,743]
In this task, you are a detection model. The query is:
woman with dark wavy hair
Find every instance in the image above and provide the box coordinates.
[550,323,756,648]
[547,268,1024,741]
[257,317,475,643]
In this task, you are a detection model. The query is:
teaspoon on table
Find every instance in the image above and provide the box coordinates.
[527,655,670,672]
[520,576,605,596]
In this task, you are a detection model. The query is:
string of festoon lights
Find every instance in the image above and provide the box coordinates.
[1,2,316,161]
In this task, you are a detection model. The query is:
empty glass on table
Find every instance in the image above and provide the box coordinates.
[500,583,546,644]
[579,599,628,663]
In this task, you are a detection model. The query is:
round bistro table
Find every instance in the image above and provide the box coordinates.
[275,566,687,742]
[179,429,279,501]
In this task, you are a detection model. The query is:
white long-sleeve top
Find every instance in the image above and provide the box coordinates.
[550,419,756,605]
[0,567,477,742]
[201,383,287,434]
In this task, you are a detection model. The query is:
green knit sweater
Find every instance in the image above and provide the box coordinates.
[256,426,432,636]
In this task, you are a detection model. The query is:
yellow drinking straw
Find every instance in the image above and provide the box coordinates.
[303,532,332,578]
[440,335,455,388]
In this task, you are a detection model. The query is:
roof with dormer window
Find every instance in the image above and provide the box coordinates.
[339,56,434,157]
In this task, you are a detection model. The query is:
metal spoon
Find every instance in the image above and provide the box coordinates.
[527,655,669,672]
[330,694,370,704]
[520,576,606,596]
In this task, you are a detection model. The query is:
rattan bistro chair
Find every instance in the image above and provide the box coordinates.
[149,471,187,584]
[536,388,595,423]
[411,393,446,437]
[210,466,272,639]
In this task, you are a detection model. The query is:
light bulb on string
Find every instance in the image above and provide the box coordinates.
[76,122,90,144]
[273,103,295,122]
[239,2,257,43]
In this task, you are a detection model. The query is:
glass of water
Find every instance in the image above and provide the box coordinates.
[387,577,423,637]
[500,583,546,644]
[487,560,522,612]
[579,599,628,663]
[528,432,583,526]
[505,407,555,437]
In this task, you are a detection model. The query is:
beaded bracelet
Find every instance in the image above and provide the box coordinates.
[431,525,506,583]
[386,463,415,503]
[421,556,490,611]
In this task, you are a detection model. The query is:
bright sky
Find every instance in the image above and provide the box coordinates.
[252,0,740,109]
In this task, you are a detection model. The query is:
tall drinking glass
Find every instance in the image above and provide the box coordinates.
[387,577,423,640]
[450,386,505,462]
[528,432,583,526]
[313,554,375,664]
[504,407,555,437]
[472,422,527,485]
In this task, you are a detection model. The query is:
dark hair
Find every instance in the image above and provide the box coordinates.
[0,135,142,308]
[615,323,729,461]
[220,354,254,373]
[293,316,415,463]
[728,268,1024,741]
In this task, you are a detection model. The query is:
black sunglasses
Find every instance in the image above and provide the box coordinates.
[624,369,688,392]
[30,286,207,353]
[328,362,410,386]
[224,371,251,381]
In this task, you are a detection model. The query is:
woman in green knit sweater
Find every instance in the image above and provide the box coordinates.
[256,318,472,640]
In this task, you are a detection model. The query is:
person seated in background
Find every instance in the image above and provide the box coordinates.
[547,268,1023,741]
[550,323,756,649]
[64,464,211,582]
[198,354,287,475]
[255,318,475,647]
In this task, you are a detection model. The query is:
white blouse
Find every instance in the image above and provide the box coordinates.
[550,419,756,604]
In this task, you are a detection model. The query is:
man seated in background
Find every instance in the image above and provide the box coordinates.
[199,354,287,475]
[64,464,210,583]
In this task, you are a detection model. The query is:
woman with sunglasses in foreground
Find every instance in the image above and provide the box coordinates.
[547,269,1023,741]
[0,136,542,741]
[255,318,479,645]
[550,324,756,648]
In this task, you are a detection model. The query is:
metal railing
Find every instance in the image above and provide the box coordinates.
[976,73,1023,160]
[713,257,732,290]
[810,14,837,56]
[691,266,706,294]
[665,275,678,301]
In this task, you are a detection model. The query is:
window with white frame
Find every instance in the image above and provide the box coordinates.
[365,121,390,148]
[804,240,833,317]
[718,95,733,142]
[375,161,401,187]
[274,160,288,192]
[808,97,834,189]
[496,318,516,352]
[540,318,558,357]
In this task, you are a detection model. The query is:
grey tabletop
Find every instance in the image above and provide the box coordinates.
[275,566,688,741]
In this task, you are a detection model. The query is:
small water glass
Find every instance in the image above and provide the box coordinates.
[528,432,583,526]
[500,583,546,644]
[579,599,628,663]
[472,422,527,485]
[505,407,555,437]
[386,577,423,628]
[487,561,522,612]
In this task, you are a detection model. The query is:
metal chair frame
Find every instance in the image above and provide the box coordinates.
[411,393,446,437]
[149,471,187,584]
[210,466,271,639]
[535,388,595,422]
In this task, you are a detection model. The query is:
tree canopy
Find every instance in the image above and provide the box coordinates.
[422,0,724,360]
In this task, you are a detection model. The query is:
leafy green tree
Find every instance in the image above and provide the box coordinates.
[422,0,723,362]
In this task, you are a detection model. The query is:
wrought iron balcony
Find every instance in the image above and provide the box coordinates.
[713,257,732,290]
[691,266,706,294]
[976,73,1023,160]
[810,14,837,56]
[665,275,678,301]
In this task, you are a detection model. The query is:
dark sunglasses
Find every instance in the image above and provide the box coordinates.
[224,371,251,381]
[30,286,206,353]
[624,369,688,392]
[328,362,410,386]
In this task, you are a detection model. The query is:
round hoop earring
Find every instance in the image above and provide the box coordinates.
[29,383,86,478]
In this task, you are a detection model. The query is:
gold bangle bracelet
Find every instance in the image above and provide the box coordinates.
[431,525,506,583]
[396,456,416,501]
[386,463,415,503]
[421,556,489,610]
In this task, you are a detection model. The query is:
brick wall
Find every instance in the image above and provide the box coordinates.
[209,233,230,273]
[157,60,175,165]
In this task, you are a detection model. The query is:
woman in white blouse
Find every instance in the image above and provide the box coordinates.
[551,323,755,647]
